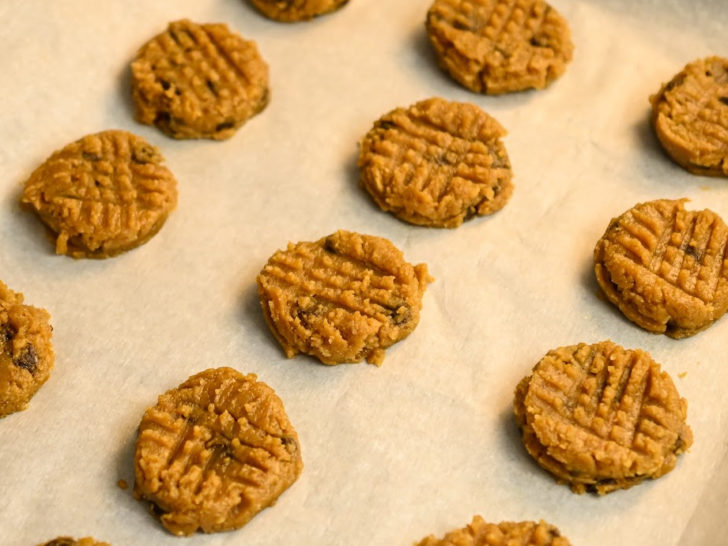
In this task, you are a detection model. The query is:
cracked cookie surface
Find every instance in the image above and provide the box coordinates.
[514,341,692,494]
[248,0,350,22]
[257,230,431,365]
[21,130,177,259]
[594,199,728,337]
[131,19,269,140]
[650,56,728,176]
[426,0,573,94]
[358,98,512,228]
[133,367,303,536]
[416,516,571,546]
[0,280,54,418]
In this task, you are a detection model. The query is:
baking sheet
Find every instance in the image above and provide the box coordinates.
[1,1,727,544]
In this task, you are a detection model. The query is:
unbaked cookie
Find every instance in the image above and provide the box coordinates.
[416,516,571,546]
[21,130,178,259]
[257,230,431,365]
[38,538,110,546]
[131,19,269,140]
[426,0,573,94]
[358,98,513,228]
[650,56,728,176]
[594,199,728,338]
[0,280,54,418]
[514,341,692,494]
[248,0,349,22]
[134,367,302,536]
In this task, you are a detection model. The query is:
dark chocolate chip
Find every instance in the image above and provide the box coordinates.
[685,244,703,260]
[719,96,728,106]
[215,120,236,132]
[13,344,38,373]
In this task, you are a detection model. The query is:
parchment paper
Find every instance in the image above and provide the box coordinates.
[1,1,727,544]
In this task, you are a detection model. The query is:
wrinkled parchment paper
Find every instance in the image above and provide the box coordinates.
[1,1,727,544]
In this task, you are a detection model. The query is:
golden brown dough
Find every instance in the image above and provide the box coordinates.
[248,0,350,22]
[650,56,728,176]
[257,230,431,365]
[0,280,54,418]
[514,341,692,494]
[416,516,571,546]
[358,97,513,228]
[426,0,573,94]
[594,199,728,337]
[133,367,302,536]
[21,130,177,259]
[131,19,269,140]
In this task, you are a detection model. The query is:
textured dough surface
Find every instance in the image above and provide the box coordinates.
[132,19,269,140]
[650,56,728,176]
[249,0,350,22]
[38,538,110,546]
[594,199,728,338]
[0,280,54,418]
[257,230,431,365]
[134,367,303,536]
[21,130,178,259]
[514,341,692,494]
[416,516,571,546]
[358,97,513,228]
[426,0,573,94]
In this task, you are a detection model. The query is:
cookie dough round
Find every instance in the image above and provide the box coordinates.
[0,281,54,418]
[514,341,692,494]
[416,516,571,546]
[21,130,178,259]
[38,538,110,546]
[134,367,303,536]
[248,0,349,22]
[257,230,431,365]
[131,19,269,140]
[650,56,728,176]
[426,0,573,94]
[358,98,513,228]
[594,199,728,338]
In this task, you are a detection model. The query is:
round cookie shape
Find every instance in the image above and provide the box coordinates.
[416,516,571,546]
[257,230,431,365]
[650,57,728,177]
[594,199,728,338]
[514,341,692,495]
[0,281,54,418]
[131,19,269,140]
[21,130,178,259]
[358,98,513,228]
[133,367,303,536]
[426,0,573,94]
[38,538,110,546]
[248,0,350,22]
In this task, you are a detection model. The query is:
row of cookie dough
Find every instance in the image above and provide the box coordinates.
[30,338,692,540]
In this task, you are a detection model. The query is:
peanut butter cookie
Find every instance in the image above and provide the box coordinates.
[248,0,350,22]
[38,538,110,546]
[514,341,692,494]
[358,98,513,228]
[0,280,54,418]
[416,516,571,546]
[257,230,431,365]
[594,199,728,338]
[426,0,573,94]
[650,57,728,176]
[134,367,302,536]
[21,130,177,259]
[131,19,269,140]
